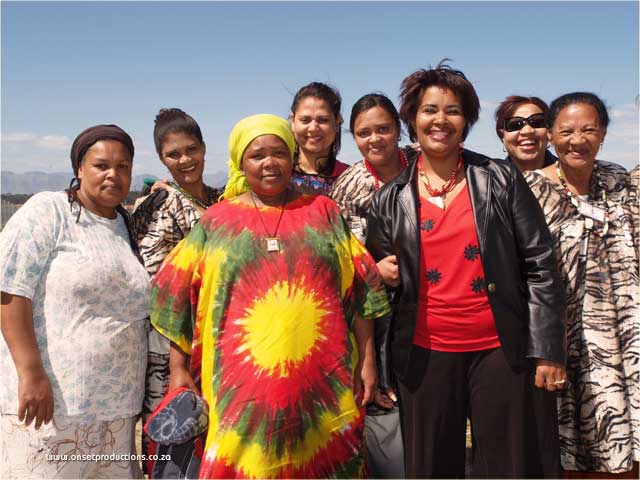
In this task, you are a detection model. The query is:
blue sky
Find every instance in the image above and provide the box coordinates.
[2,1,638,180]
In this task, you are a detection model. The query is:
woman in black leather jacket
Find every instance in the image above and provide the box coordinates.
[365,61,567,479]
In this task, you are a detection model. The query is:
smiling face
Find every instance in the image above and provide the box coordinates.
[241,135,293,197]
[77,140,132,218]
[290,97,339,157]
[412,86,466,161]
[160,131,205,188]
[353,106,400,168]
[549,103,606,171]
[502,103,548,171]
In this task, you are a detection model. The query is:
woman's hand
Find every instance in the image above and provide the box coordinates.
[373,388,396,410]
[354,358,378,407]
[377,255,400,287]
[534,359,567,392]
[151,179,170,193]
[18,368,53,430]
[1,292,53,430]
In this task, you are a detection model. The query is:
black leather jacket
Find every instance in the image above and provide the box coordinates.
[366,148,566,386]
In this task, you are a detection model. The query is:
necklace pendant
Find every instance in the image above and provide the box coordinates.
[428,196,445,209]
[266,237,281,252]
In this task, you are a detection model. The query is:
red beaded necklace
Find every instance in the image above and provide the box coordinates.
[416,149,464,198]
[364,149,409,191]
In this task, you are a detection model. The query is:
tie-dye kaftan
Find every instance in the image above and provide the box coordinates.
[150,193,390,479]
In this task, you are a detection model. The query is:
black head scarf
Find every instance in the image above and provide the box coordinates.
[65,124,141,262]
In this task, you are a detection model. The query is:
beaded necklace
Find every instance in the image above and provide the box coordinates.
[170,182,212,210]
[364,149,409,191]
[555,161,609,236]
[416,149,464,198]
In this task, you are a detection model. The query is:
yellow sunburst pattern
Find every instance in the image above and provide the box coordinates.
[151,195,390,478]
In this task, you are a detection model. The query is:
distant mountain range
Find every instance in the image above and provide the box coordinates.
[1,171,228,194]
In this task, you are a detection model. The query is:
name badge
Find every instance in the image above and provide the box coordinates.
[578,201,606,223]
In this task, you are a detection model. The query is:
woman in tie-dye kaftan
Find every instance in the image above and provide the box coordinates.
[150,191,390,478]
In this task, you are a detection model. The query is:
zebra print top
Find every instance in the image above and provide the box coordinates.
[330,145,419,244]
[629,165,639,261]
[132,184,222,277]
[525,162,639,473]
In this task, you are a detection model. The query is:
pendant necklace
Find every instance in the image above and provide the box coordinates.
[364,148,409,191]
[417,149,463,209]
[250,190,288,252]
[170,182,211,210]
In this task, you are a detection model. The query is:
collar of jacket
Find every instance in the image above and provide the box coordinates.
[388,147,494,250]
[393,147,492,188]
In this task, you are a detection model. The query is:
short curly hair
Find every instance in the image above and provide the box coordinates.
[399,59,480,142]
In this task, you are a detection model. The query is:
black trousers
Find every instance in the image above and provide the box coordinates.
[397,347,560,479]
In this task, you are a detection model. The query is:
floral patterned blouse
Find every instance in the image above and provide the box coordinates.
[0,192,150,420]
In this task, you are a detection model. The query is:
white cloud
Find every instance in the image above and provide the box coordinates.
[606,122,638,146]
[1,133,37,143]
[36,135,70,150]
[610,102,638,119]
[1,132,70,150]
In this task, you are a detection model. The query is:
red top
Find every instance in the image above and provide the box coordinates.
[413,185,500,352]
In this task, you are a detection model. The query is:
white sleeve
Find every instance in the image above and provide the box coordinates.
[0,192,60,299]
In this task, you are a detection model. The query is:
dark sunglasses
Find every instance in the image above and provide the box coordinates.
[504,113,547,133]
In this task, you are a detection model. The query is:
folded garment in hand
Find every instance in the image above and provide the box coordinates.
[144,387,208,446]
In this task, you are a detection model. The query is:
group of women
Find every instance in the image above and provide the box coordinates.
[0,61,638,480]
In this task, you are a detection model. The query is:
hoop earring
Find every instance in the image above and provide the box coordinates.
[599,142,604,151]
[502,142,507,153]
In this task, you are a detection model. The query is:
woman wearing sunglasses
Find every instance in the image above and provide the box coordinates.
[525,92,638,478]
[495,96,557,171]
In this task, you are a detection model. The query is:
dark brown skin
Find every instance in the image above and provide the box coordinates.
[168,342,200,395]
[1,292,53,429]
[167,135,386,408]
[352,314,381,407]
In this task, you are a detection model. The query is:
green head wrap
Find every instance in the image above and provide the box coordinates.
[221,114,296,200]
